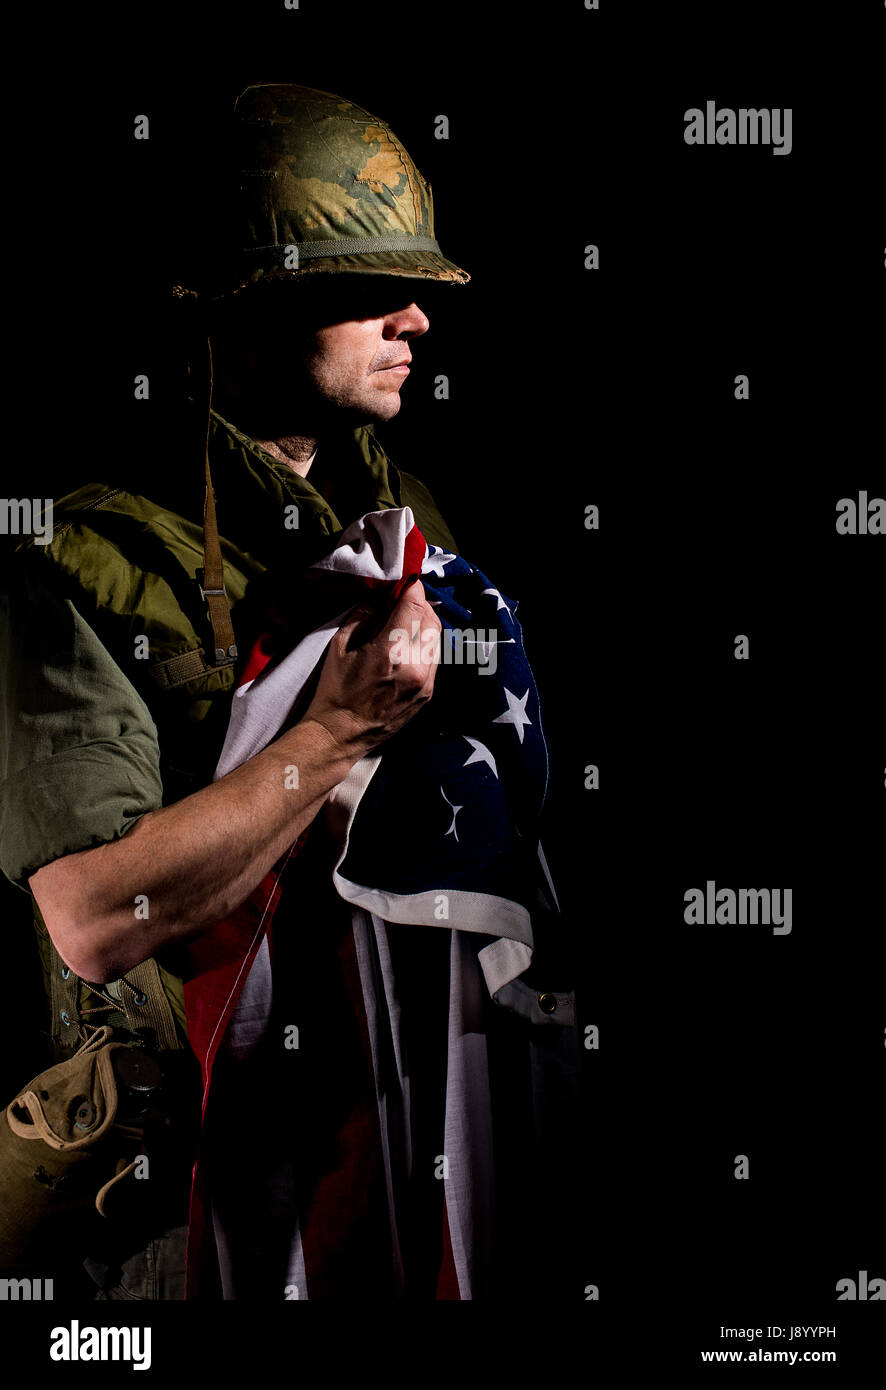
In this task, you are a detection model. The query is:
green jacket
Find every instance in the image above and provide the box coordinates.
[0,411,459,1062]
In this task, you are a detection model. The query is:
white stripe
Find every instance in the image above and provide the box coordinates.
[351,909,407,1295]
[443,932,495,1299]
[309,506,418,581]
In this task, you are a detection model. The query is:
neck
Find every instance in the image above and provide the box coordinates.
[252,434,318,477]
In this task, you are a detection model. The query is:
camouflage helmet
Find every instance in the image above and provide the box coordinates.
[190,83,470,298]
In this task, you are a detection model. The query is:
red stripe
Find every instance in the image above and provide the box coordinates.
[297,923,391,1297]
[183,833,305,1296]
[436,1192,461,1299]
[402,523,427,591]
[237,603,292,688]
[182,834,305,1104]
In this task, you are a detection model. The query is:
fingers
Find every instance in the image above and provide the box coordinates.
[388,579,441,636]
[323,582,443,696]
[304,581,443,753]
[339,582,440,654]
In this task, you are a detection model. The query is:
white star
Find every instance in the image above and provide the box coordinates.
[492,688,532,744]
[440,785,463,842]
[462,736,498,779]
[424,546,457,578]
[482,587,511,613]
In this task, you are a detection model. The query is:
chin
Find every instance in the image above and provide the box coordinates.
[364,394,403,423]
[328,388,402,430]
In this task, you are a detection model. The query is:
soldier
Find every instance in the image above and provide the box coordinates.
[0,84,578,1299]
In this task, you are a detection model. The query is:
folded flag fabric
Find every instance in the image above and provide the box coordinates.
[182,506,573,1298]
[215,504,551,1004]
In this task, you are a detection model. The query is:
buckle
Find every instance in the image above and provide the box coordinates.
[196,567,226,602]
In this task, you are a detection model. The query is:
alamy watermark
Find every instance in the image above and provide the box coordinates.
[1,1276,53,1299]
[49,1321,151,1370]
[684,882,792,935]
[836,492,885,534]
[684,103,792,156]
[389,621,504,676]
[0,498,54,545]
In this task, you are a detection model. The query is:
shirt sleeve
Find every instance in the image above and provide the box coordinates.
[0,552,164,891]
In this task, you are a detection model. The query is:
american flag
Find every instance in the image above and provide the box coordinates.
[182,507,572,1298]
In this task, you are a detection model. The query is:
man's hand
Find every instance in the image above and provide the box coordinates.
[303,578,441,757]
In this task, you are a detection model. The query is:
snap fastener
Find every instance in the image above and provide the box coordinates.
[133,992,147,1007]
[537,993,558,1015]
[61,1010,72,1026]
[74,1099,96,1131]
[61,966,70,980]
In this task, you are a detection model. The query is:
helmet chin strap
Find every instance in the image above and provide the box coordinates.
[198,336,238,666]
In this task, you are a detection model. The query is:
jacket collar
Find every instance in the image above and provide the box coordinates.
[207,410,402,547]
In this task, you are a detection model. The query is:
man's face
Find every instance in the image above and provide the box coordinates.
[214,277,431,437]
[305,287,429,425]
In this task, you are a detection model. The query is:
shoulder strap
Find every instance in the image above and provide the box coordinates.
[198,338,238,668]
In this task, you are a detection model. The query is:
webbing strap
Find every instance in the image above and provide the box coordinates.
[148,649,211,689]
[241,235,442,262]
[201,339,238,667]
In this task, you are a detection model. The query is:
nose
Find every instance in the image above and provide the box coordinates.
[383,302,430,340]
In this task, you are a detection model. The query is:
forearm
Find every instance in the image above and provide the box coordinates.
[30,717,356,982]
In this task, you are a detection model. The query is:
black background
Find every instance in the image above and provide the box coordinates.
[2,0,884,1368]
